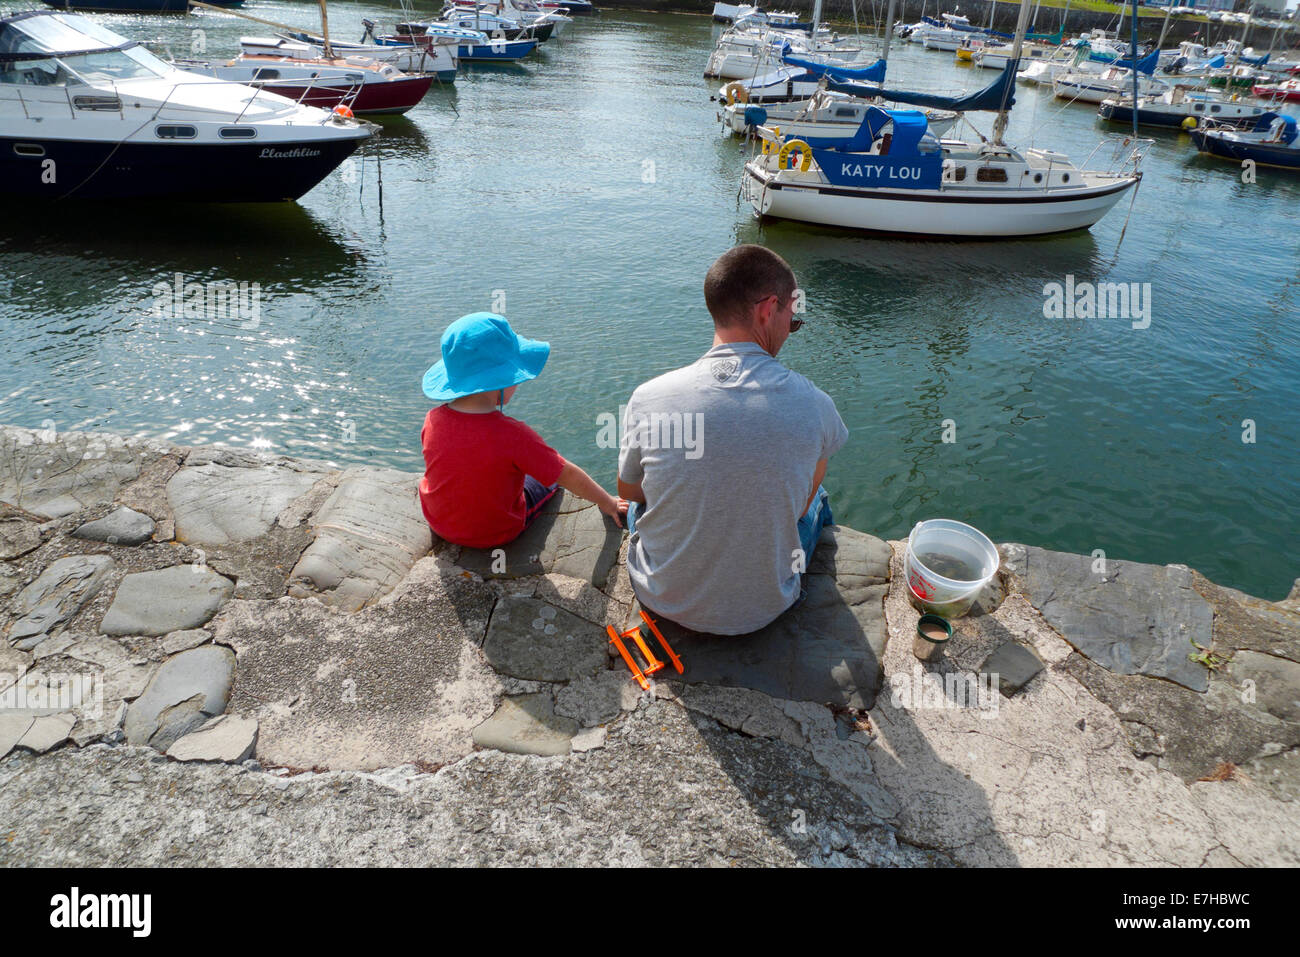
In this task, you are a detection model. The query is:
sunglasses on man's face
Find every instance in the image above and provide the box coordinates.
[754,293,804,333]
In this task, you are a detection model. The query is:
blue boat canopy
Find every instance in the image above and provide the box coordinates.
[825,59,1017,114]
[1239,51,1270,66]
[781,51,887,83]
[1205,54,1227,69]
[1252,111,1298,144]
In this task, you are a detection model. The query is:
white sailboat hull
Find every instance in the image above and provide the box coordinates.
[743,163,1137,237]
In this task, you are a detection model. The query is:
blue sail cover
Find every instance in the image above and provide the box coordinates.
[825,59,1017,113]
[782,52,887,83]
[1239,51,1270,66]
[806,107,943,189]
[1205,54,1227,69]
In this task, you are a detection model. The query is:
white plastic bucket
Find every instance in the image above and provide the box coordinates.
[904,519,1000,619]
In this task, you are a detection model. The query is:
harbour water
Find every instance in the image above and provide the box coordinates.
[1,4,1297,599]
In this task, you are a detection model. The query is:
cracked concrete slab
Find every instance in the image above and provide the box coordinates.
[471,692,577,757]
[219,559,499,771]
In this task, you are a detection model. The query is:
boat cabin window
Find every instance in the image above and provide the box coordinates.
[0,58,72,86]
[253,68,281,80]
[976,166,1008,183]
[219,127,257,138]
[1210,105,1220,113]
[834,107,856,117]
[156,125,197,139]
[1194,104,1204,111]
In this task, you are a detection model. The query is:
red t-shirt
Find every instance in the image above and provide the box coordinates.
[419,405,565,549]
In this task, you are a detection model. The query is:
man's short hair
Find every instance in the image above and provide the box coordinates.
[703,245,797,328]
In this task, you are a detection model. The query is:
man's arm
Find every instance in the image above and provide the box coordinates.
[803,458,828,515]
[618,477,646,505]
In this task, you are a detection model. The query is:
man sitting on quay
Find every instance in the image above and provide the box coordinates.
[617,244,849,636]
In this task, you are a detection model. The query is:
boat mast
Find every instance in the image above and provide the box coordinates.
[991,0,1031,146]
[882,0,896,61]
[1030,0,1042,32]
[1155,0,1172,53]
[318,0,334,58]
[812,0,823,36]
[1231,3,1252,68]
[1128,0,1137,138]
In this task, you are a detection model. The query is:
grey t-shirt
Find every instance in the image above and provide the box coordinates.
[618,341,849,635]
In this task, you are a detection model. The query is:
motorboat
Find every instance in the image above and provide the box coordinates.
[1053,65,1168,105]
[438,8,554,43]
[445,0,571,37]
[1190,112,1300,170]
[388,20,538,61]
[175,43,436,115]
[0,10,370,200]
[1252,78,1300,103]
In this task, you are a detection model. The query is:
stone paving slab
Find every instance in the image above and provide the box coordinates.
[454,492,622,588]
[481,596,609,683]
[71,507,155,546]
[471,692,578,757]
[167,463,322,546]
[219,559,500,771]
[288,467,432,612]
[6,554,115,649]
[100,565,234,637]
[641,526,890,709]
[1003,544,1214,692]
[0,427,168,519]
[167,715,258,764]
[123,645,236,750]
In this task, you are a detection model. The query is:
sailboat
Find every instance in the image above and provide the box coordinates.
[739,0,1147,238]
[718,0,957,141]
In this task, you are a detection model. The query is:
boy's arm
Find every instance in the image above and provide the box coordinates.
[558,459,627,528]
[617,478,646,505]
[803,458,828,515]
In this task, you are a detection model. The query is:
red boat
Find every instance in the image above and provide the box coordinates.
[1252,79,1300,104]
[176,50,434,115]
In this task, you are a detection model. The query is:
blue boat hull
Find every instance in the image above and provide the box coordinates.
[1191,129,1300,171]
[457,39,537,61]
[0,136,361,201]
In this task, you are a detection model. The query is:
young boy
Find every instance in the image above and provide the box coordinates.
[419,312,626,549]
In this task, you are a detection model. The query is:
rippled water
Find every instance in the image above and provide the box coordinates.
[1,3,1297,598]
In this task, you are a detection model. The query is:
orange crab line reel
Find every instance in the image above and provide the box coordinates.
[606,611,684,690]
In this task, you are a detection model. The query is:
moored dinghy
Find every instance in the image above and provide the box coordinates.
[1191,112,1300,171]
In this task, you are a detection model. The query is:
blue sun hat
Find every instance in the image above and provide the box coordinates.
[422,313,550,402]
